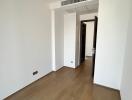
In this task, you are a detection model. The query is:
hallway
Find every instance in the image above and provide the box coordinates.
[6,58,120,100]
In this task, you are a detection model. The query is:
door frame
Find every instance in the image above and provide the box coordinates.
[80,22,87,63]
[79,16,98,77]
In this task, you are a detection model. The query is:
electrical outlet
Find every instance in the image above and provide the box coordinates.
[33,71,38,75]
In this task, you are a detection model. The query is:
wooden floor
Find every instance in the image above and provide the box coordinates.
[5,58,120,100]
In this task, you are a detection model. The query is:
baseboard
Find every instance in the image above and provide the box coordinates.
[93,83,120,91]
[52,65,64,71]
[120,91,123,100]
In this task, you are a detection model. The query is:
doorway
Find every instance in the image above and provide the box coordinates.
[80,16,98,77]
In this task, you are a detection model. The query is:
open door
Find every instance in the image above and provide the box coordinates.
[80,16,98,77]
[92,16,98,77]
[80,22,86,63]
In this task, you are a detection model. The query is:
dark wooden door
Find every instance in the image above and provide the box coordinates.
[80,22,86,63]
[92,16,98,77]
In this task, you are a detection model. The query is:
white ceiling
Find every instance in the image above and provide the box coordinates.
[66,3,98,14]
[55,0,99,14]
[48,0,60,3]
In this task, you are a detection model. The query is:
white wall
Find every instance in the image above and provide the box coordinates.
[85,22,94,57]
[75,13,81,67]
[64,13,77,68]
[0,0,53,99]
[80,13,98,21]
[94,0,131,90]
[121,1,132,100]
[54,10,64,71]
